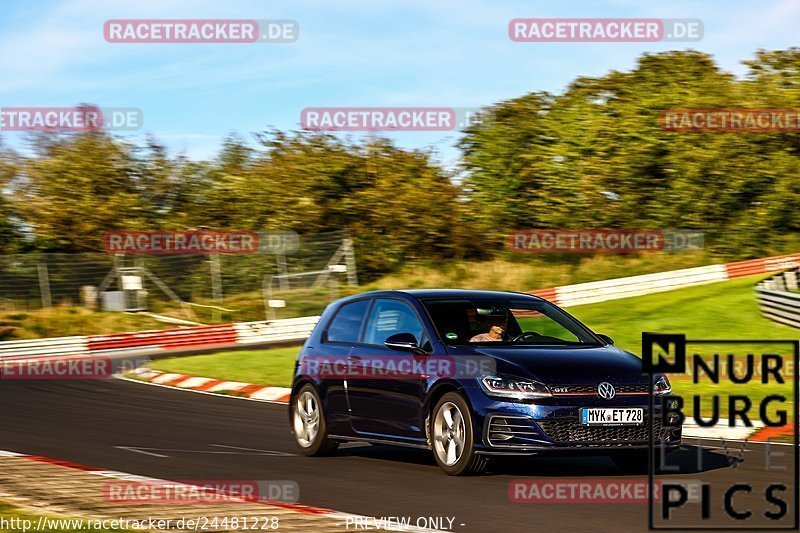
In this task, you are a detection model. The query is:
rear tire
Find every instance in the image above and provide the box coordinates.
[430,392,488,475]
[292,384,339,456]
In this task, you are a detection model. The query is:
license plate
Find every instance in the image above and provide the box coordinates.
[580,407,643,426]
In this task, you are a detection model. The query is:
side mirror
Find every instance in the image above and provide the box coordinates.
[597,334,614,346]
[384,332,426,354]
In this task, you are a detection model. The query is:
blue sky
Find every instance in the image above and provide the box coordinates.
[1,0,799,167]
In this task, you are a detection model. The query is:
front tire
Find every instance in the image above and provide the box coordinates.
[430,392,487,475]
[292,384,339,456]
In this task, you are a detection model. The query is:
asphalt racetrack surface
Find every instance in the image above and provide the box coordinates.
[0,378,795,532]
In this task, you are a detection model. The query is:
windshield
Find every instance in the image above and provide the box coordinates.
[420,297,601,346]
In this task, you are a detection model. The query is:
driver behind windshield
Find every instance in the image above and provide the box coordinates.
[469,325,505,342]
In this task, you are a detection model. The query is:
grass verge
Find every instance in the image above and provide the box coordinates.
[150,347,299,388]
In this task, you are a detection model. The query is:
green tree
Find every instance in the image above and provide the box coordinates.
[15,131,148,251]
[0,142,21,253]
[459,50,800,256]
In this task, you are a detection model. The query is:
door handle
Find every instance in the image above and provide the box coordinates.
[347,355,362,364]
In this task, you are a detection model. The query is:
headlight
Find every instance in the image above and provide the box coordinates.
[653,374,672,395]
[478,375,552,399]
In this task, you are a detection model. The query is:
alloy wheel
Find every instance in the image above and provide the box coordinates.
[293,390,320,447]
[433,401,465,466]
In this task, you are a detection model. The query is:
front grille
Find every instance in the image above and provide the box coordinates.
[551,383,649,395]
[486,416,544,447]
[536,417,663,445]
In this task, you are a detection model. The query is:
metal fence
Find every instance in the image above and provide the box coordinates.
[0,231,356,322]
[755,268,800,329]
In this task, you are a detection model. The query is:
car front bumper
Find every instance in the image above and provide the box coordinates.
[462,385,683,455]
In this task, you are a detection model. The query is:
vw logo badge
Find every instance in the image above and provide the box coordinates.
[597,382,616,400]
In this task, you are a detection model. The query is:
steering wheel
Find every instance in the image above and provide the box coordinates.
[512,331,542,342]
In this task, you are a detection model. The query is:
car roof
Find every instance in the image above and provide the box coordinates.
[334,288,545,303]
[401,289,543,300]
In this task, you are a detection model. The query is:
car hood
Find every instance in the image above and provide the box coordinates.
[463,344,645,385]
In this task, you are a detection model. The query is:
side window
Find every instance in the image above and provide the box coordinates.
[325,299,370,343]
[363,298,425,346]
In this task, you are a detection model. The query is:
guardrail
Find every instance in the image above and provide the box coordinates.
[529,252,800,308]
[756,268,800,329]
[0,335,88,360]
[234,317,321,345]
[0,316,320,361]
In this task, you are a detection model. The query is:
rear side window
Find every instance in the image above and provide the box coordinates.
[325,299,370,343]
[363,298,425,346]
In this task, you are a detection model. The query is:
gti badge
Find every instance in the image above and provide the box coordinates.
[597,382,616,400]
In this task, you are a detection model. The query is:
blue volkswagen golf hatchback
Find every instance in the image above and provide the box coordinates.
[290,290,681,475]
